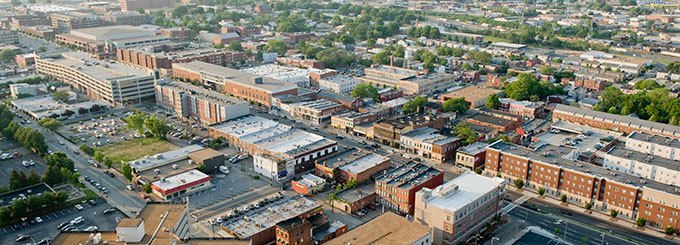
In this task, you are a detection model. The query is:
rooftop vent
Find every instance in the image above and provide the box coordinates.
[253,77,263,84]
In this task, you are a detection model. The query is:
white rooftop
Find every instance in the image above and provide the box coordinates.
[297,173,326,188]
[39,52,153,82]
[151,169,210,192]
[242,64,310,80]
[338,153,388,174]
[129,145,204,172]
[420,171,505,212]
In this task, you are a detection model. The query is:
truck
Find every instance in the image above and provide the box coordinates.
[219,165,229,175]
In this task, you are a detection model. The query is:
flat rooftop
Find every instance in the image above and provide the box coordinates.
[534,121,622,151]
[628,131,680,149]
[367,65,418,78]
[222,197,322,238]
[320,75,359,84]
[606,146,680,172]
[158,80,245,106]
[338,152,389,174]
[173,61,297,94]
[39,52,152,82]
[490,42,527,49]
[290,99,343,112]
[419,171,505,212]
[336,183,375,203]
[151,169,211,193]
[242,64,310,80]
[377,162,442,190]
[488,141,680,196]
[457,142,489,155]
[212,115,335,157]
[70,25,155,41]
[129,144,204,172]
[11,95,109,119]
[296,173,326,188]
[468,113,516,127]
[0,183,53,207]
[326,212,431,245]
[377,113,441,130]
[400,71,455,84]
[554,104,680,137]
[442,86,502,102]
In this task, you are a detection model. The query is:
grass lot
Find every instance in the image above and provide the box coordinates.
[483,35,511,43]
[96,137,180,170]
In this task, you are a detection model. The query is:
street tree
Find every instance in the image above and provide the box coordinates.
[144,183,152,194]
[610,209,618,218]
[514,179,524,189]
[443,98,471,114]
[79,144,95,156]
[38,118,62,132]
[351,84,378,100]
[486,93,500,109]
[454,123,479,146]
[121,163,133,182]
[45,152,74,171]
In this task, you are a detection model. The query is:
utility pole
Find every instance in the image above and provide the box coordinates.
[563,221,568,241]
[600,233,605,245]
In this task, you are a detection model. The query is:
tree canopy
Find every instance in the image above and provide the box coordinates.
[634,79,662,90]
[504,73,563,101]
[263,39,288,56]
[486,93,500,109]
[454,123,479,146]
[403,96,428,114]
[443,98,471,114]
[351,84,378,100]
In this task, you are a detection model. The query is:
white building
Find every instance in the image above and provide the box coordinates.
[242,64,310,87]
[318,75,359,93]
[253,153,295,181]
[414,171,506,245]
[150,169,212,201]
[603,147,680,186]
[625,131,680,161]
[9,83,47,98]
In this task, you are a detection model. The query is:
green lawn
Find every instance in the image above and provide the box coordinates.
[483,35,511,43]
[96,137,180,170]
[83,189,98,200]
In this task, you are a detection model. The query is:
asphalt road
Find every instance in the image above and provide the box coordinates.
[18,117,146,217]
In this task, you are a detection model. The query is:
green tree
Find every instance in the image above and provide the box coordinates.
[0,49,16,62]
[171,6,188,18]
[9,169,27,190]
[486,93,500,109]
[0,207,9,221]
[540,65,556,75]
[144,115,171,139]
[38,118,62,132]
[52,91,69,102]
[42,165,64,186]
[125,112,146,135]
[38,46,47,53]
[121,163,133,182]
[339,34,356,45]
[403,96,428,114]
[636,217,647,227]
[104,158,113,169]
[27,194,42,210]
[443,98,471,114]
[560,194,567,203]
[475,168,483,174]
[213,43,224,49]
[95,151,105,163]
[585,202,592,210]
[634,79,662,90]
[351,84,378,100]
[665,226,675,235]
[80,144,95,156]
[144,182,152,193]
[27,169,41,186]
[12,198,27,217]
[45,152,74,171]
[454,123,479,146]
[263,39,288,56]
[505,73,540,101]
[537,187,545,196]
[514,179,524,189]
[610,209,618,218]
[135,8,145,14]
[228,40,243,51]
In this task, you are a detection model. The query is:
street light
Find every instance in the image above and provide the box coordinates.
[491,237,500,245]
[600,233,605,245]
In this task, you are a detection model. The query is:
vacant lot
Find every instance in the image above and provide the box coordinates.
[97,138,180,170]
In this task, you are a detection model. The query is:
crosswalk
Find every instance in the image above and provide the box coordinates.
[503,193,531,215]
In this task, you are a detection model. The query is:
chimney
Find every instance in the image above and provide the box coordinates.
[253,77,263,84]
[323,161,327,167]
[390,55,394,66]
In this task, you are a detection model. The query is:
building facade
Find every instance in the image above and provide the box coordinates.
[375,162,444,214]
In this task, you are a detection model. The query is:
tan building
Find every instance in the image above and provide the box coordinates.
[326,212,432,245]
[36,52,156,106]
[415,171,506,245]
[49,12,102,32]
[315,147,390,184]
[172,61,298,107]
[358,65,456,95]
[440,86,503,108]
[120,0,175,11]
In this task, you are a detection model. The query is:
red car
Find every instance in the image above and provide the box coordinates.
[13,152,21,157]
[140,194,148,199]
[16,234,30,242]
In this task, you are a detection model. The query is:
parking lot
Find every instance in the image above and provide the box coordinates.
[58,114,130,149]
[0,139,48,186]
[0,198,124,244]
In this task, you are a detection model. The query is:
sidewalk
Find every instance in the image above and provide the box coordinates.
[509,186,677,243]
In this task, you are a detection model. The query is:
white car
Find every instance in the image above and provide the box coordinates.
[22,160,29,167]
[74,204,84,210]
[35,217,43,223]
[59,141,64,145]
[84,226,98,231]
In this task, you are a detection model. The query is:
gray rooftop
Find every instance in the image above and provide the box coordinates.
[157,80,246,106]
[554,104,680,137]
[39,52,153,82]
[377,162,442,190]
[172,61,297,94]
[606,146,680,172]
[627,131,680,149]
[457,142,489,155]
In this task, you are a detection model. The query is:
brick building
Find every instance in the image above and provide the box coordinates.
[400,127,461,163]
[275,217,311,245]
[117,47,244,70]
[315,148,390,184]
[374,114,447,147]
[172,61,298,107]
[455,142,489,170]
[375,162,444,214]
[120,0,175,11]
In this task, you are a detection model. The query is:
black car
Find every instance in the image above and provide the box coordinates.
[12,224,20,230]
[28,219,36,225]
[20,222,28,228]
[38,239,51,245]
[103,208,116,215]
[560,209,573,216]
[108,172,115,178]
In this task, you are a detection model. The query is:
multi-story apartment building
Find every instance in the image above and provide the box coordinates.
[103,11,149,26]
[276,56,325,69]
[626,131,680,161]
[36,52,157,106]
[289,100,346,125]
[120,0,175,11]
[374,114,448,147]
[19,26,55,39]
[498,98,545,119]
[375,162,444,214]
[400,127,461,162]
[154,80,250,126]
[486,140,680,230]
[415,171,506,245]
[358,65,456,95]
[9,15,51,29]
[56,25,170,59]
[466,109,522,133]
[242,64,311,88]
[0,28,17,44]
[50,12,102,32]
[553,104,680,139]
[172,61,298,107]
[117,47,244,70]
[455,142,489,170]
[318,75,359,93]
[603,147,680,186]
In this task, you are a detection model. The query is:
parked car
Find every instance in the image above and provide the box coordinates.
[35,216,43,223]
[74,204,84,210]
[103,208,116,215]
[16,234,30,242]
[57,222,69,229]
